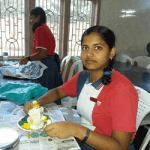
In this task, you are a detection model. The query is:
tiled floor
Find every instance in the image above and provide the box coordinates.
[133,126,149,150]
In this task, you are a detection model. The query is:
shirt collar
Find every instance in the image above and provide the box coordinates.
[86,73,103,90]
[85,69,114,90]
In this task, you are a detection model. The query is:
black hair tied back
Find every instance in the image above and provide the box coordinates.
[102,57,115,85]
[30,7,46,33]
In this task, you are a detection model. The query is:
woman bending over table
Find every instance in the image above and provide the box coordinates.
[24,25,138,150]
[19,7,62,104]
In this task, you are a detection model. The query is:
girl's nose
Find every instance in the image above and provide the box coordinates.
[86,49,94,57]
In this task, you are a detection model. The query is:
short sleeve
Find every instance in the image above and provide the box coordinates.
[62,72,79,97]
[110,78,138,132]
[34,27,46,49]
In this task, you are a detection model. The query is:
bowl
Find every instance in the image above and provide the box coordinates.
[0,127,19,150]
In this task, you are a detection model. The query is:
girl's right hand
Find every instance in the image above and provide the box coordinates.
[24,101,33,114]
[19,56,28,65]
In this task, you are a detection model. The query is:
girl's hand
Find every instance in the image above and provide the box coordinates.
[19,56,28,65]
[44,121,78,139]
[0,63,3,66]
[23,101,33,114]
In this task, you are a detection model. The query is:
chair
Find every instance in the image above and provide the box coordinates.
[71,56,81,73]
[146,64,150,73]
[61,60,83,108]
[134,86,150,150]
[132,56,150,68]
[60,55,72,83]
[71,56,80,62]
[68,60,83,81]
[147,64,150,69]
[116,54,132,71]
[116,53,133,65]
[60,55,80,83]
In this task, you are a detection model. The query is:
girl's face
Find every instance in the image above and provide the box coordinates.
[29,15,40,26]
[81,32,116,71]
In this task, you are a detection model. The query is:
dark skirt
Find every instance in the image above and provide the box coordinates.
[37,57,63,105]
[80,142,135,150]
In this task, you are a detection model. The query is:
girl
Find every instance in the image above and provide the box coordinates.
[24,25,138,150]
[19,7,62,104]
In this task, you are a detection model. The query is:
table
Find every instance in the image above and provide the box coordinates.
[0,101,80,150]
[114,61,150,93]
[0,61,80,149]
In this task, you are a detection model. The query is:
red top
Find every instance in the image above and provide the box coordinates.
[33,24,55,55]
[62,70,138,140]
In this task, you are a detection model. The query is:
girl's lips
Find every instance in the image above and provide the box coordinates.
[86,60,96,63]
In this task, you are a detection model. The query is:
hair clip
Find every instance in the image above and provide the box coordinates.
[103,71,112,76]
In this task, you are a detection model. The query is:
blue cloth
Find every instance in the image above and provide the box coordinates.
[0,82,48,104]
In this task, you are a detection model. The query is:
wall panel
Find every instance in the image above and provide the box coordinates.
[100,0,150,58]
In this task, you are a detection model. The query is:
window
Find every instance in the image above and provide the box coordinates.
[68,0,93,56]
[0,0,100,59]
[0,0,25,58]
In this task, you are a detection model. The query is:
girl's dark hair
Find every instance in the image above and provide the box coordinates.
[81,25,116,85]
[30,7,46,33]
[147,43,150,54]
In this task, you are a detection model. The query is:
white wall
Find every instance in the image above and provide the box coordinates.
[99,0,150,58]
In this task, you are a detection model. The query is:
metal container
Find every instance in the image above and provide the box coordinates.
[0,127,19,150]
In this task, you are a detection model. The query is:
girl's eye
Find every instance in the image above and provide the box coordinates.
[95,46,102,50]
[81,46,88,51]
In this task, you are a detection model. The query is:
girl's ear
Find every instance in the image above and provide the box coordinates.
[109,47,116,59]
[36,15,41,22]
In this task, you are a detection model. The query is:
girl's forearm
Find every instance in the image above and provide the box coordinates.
[29,52,46,61]
[36,86,67,106]
[73,124,125,150]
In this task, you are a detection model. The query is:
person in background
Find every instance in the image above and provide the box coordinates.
[147,43,150,57]
[24,25,138,150]
[19,7,62,104]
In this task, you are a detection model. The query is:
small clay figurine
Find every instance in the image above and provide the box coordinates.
[28,101,45,130]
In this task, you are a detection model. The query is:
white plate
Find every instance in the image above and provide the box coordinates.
[17,115,52,132]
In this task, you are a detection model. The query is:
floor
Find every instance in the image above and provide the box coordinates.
[133,126,149,150]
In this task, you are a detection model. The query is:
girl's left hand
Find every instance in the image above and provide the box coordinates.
[44,121,77,139]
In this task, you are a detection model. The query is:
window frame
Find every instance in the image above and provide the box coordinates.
[58,0,100,58]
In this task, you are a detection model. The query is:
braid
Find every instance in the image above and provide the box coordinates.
[102,58,115,85]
